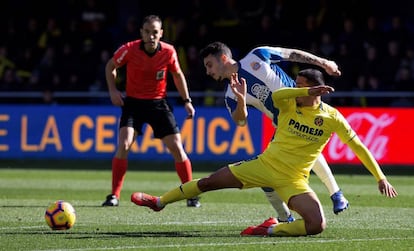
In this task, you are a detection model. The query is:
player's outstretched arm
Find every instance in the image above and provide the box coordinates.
[275,47,341,77]
[272,85,334,100]
[308,85,335,96]
[346,136,398,198]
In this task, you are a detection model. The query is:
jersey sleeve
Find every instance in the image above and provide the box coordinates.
[334,112,386,182]
[272,87,309,106]
[271,87,307,114]
[167,46,181,73]
[112,43,130,67]
[347,136,386,181]
[332,111,356,143]
[250,46,284,63]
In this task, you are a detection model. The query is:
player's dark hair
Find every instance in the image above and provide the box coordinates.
[142,15,162,27]
[200,41,232,59]
[297,69,325,86]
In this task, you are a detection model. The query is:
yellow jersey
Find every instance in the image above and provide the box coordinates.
[260,87,385,181]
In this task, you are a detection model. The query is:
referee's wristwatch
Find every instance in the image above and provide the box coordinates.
[183,98,192,103]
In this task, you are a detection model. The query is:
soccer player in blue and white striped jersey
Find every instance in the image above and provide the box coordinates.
[200,42,348,223]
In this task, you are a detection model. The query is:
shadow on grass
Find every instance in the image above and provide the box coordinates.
[4,230,236,238]
[1,159,413,175]
[0,205,108,208]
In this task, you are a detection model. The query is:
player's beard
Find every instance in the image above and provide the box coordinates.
[144,41,158,53]
[216,71,225,82]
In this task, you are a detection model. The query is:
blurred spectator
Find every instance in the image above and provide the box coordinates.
[91,49,111,92]
[337,17,363,57]
[188,23,213,51]
[361,46,382,78]
[184,45,219,106]
[80,0,107,23]
[0,46,15,80]
[379,40,402,87]
[77,39,100,91]
[319,32,336,58]
[335,43,358,87]
[18,17,42,60]
[14,48,36,88]
[32,46,61,92]
[0,0,412,107]
[61,18,84,53]
[400,46,414,79]
[296,14,322,50]
[365,74,389,107]
[394,66,414,92]
[250,15,278,47]
[37,18,62,50]
[210,0,242,47]
[116,16,139,46]
[362,15,383,50]
[85,19,113,53]
[56,43,81,91]
[0,68,20,91]
[352,74,385,107]
[383,15,409,49]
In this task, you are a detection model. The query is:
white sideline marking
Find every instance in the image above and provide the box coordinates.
[31,237,414,251]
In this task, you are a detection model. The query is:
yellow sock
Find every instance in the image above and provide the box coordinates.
[160,179,201,205]
[270,219,307,236]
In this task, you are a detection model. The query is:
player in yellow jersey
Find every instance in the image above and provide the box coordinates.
[130,69,398,237]
[200,42,348,220]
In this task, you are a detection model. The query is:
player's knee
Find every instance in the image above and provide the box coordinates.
[305,217,326,235]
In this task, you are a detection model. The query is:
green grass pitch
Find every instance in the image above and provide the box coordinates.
[0,160,413,251]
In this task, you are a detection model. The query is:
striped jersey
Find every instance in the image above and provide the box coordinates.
[224,46,296,125]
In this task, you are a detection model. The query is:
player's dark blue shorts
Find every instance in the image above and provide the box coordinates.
[119,97,179,139]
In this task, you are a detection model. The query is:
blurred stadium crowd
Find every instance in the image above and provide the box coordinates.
[1,0,413,106]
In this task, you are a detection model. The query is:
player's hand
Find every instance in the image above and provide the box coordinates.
[378,179,398,198]
[109,90,124,106]
[230,73,247,101]
[184,102,195,119]
[308,85,335,96]
[323,60,341,76]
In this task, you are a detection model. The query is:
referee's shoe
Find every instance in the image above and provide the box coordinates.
[102,194,119,207]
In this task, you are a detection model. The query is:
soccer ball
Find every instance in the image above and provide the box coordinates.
[44,200,76,230]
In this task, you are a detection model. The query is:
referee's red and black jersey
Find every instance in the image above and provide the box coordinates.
[112,40,180,99]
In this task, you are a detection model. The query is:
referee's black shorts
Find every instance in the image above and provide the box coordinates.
[119,97,179,139]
